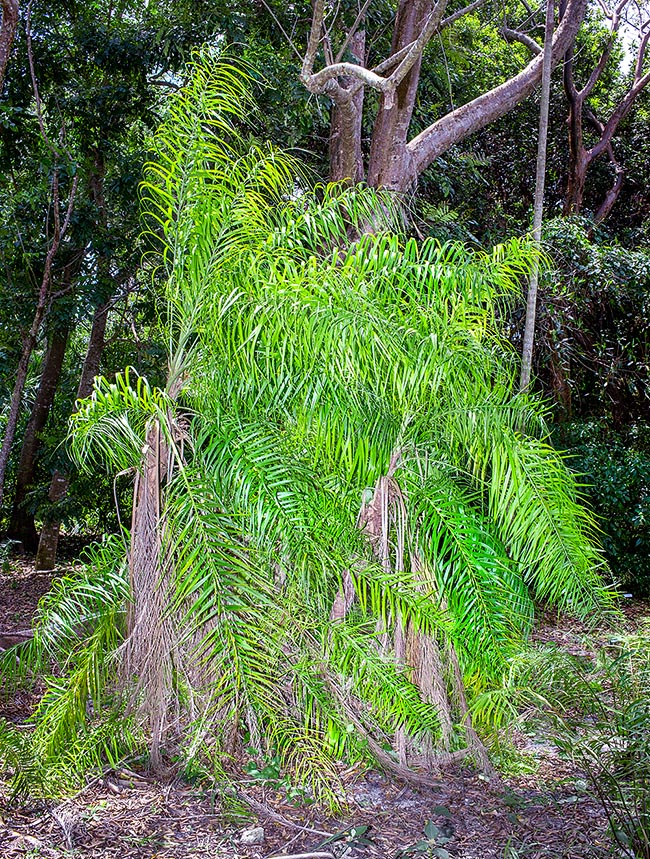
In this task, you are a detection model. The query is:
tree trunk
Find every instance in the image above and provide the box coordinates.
[35,151,106,569]
[564,147,588,214]
[304,0,586,192]
[329,29,366,184]
[0,0,19,91]
[367,0,435,189]
[35,471,68,571]
[520,0,555,392]
[0,170,77,510]
[0,295,53,512]
[8,326,69,550]
[35,300,109,570]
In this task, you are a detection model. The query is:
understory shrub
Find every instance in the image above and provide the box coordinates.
[533,217,650,425]
[474,624,650,858]
[557,420,650,596]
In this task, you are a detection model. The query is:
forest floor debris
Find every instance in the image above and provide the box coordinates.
[1,559,647,858]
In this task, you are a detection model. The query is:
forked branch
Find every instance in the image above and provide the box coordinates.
[301,0,487,108]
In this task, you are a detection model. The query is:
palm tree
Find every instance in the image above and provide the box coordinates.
[0,54,614,799]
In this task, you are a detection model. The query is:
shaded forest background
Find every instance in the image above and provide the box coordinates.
[1,0,649,589]
[1,4,650,856]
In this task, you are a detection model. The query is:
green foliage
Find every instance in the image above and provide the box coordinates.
[2,55,613,800]
[0,538,140,797]
[244,751,313,804]
[396,817,453,858]
[70,369,173,473]
[319,824,376,854]
[556,421,650,595]
[517,216,650,595]
[536,217,650,424]
[0,0,221,538]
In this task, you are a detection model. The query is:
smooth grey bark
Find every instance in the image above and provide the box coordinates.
[366,0,438,189]
[300,0,587,191]
[329,29,366,183]
[520,0,555,392]
[407,0,584,184]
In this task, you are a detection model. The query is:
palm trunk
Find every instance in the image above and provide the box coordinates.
[334,456,493,777]
[8,327,69,550]
[124,419,173,770]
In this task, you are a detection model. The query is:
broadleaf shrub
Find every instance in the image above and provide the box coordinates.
[557,420,650,595]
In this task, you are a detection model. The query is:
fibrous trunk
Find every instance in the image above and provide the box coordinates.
[333,457,494,779]
[122,419,175,770]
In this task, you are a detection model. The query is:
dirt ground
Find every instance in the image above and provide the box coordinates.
[1,559,647,859]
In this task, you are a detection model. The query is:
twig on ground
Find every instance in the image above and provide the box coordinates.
[267,853,335,859]
[236,787,333,838]
[50,807,74,850]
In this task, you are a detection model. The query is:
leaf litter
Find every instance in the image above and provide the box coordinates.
[1,558,646,858]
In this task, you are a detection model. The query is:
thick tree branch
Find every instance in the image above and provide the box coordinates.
[372,0,487,76]
[578,0,627,98]
[388,0,450,93]
[634,28,650,82]
[302,0,325,80]
[590,65,650,160]
[305,60,387,94]
[407,0,587,176]
[303,0,487,105]
[500,25,542,55]
[562,0,648,220]
[588,29,650,163]
[563,39,581,102]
